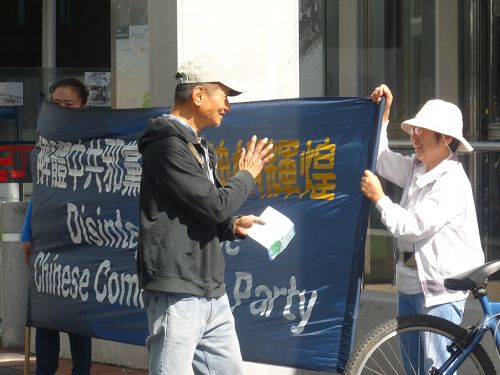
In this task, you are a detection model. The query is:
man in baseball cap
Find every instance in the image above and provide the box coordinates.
[175,54,242,97]
[137,55,273,374]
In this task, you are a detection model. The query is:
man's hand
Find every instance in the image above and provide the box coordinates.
[371,84,393,123]
[22,241,32,265]
[238,135,274,178]
[233,215,266,237]
[361,170,385,203]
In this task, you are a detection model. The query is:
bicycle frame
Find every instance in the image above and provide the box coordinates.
[345,261,500,374]
[434,293,500,374]
[479,293,500,349]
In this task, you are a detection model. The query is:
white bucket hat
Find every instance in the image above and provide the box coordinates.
[175,54,242,97]
[401,99,473,152]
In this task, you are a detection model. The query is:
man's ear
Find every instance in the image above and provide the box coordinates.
[192,86,205,107]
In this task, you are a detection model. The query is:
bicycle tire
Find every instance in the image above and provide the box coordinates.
[344,314,496,375]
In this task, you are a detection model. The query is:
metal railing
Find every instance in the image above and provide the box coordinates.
[390,140,500,151]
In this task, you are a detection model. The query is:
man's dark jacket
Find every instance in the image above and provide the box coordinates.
[137,115,256,297]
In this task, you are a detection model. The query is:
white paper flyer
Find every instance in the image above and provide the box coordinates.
[247,206,295,260]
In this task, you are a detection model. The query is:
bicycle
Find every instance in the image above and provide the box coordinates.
[344,259,500,374]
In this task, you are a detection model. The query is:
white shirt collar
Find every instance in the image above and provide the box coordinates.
[415,153,455,188]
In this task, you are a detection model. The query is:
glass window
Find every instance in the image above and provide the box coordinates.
[481,0,500,261]
[0,0,42,67]
[56,0,111,68]
[489,1,500,128]
[360,1,440,283]
[325,1,483,282]
[299,0,325,97]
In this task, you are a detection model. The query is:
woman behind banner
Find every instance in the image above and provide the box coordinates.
[21,77,92,375]
[360,84,484,374]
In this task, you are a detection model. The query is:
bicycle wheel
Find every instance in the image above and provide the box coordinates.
[344,314,495,375]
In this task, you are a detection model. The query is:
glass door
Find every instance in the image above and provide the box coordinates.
[462,0,500,261]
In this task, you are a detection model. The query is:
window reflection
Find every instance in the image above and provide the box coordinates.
[481,1,500,262]
[331,0,500,281]
[489,2,500,129]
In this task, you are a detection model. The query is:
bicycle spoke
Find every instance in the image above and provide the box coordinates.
[358,364,385,375]
[399,332,419,374]
[372,345,398,374]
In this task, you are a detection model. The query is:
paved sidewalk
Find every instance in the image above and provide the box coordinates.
[0,346,147,375]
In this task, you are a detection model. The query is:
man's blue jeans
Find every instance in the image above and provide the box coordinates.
[144,291,243,375]
[35,328,92,375]
[398,292,466,375]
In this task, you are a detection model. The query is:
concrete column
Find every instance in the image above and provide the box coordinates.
[0,201,29,347]
[148,1,178,107]
[147,0,299,106]
[42,0,56,68]
[338,0,359,96]
[436,0,459,102]
[42,0,56,94]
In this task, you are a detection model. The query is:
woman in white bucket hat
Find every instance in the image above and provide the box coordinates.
[361,84,484,374]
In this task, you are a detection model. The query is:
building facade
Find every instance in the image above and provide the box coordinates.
[1,0,499,284]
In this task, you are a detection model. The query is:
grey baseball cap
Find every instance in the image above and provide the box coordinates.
[175,54,242,96]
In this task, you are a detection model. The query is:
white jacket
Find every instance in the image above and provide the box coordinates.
[375,122,484,307]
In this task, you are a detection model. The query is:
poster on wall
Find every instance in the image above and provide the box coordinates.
[85,72,112,107]
[0,82,23,106]
[115,25,149,108]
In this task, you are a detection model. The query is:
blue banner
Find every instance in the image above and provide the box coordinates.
[29,98,381,372]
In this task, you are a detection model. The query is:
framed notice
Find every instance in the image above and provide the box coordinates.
[85,72,112,107]
[0,82,23,106]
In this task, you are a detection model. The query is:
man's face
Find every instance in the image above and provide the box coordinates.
[198,83,231,127]
[51,86,85,108]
